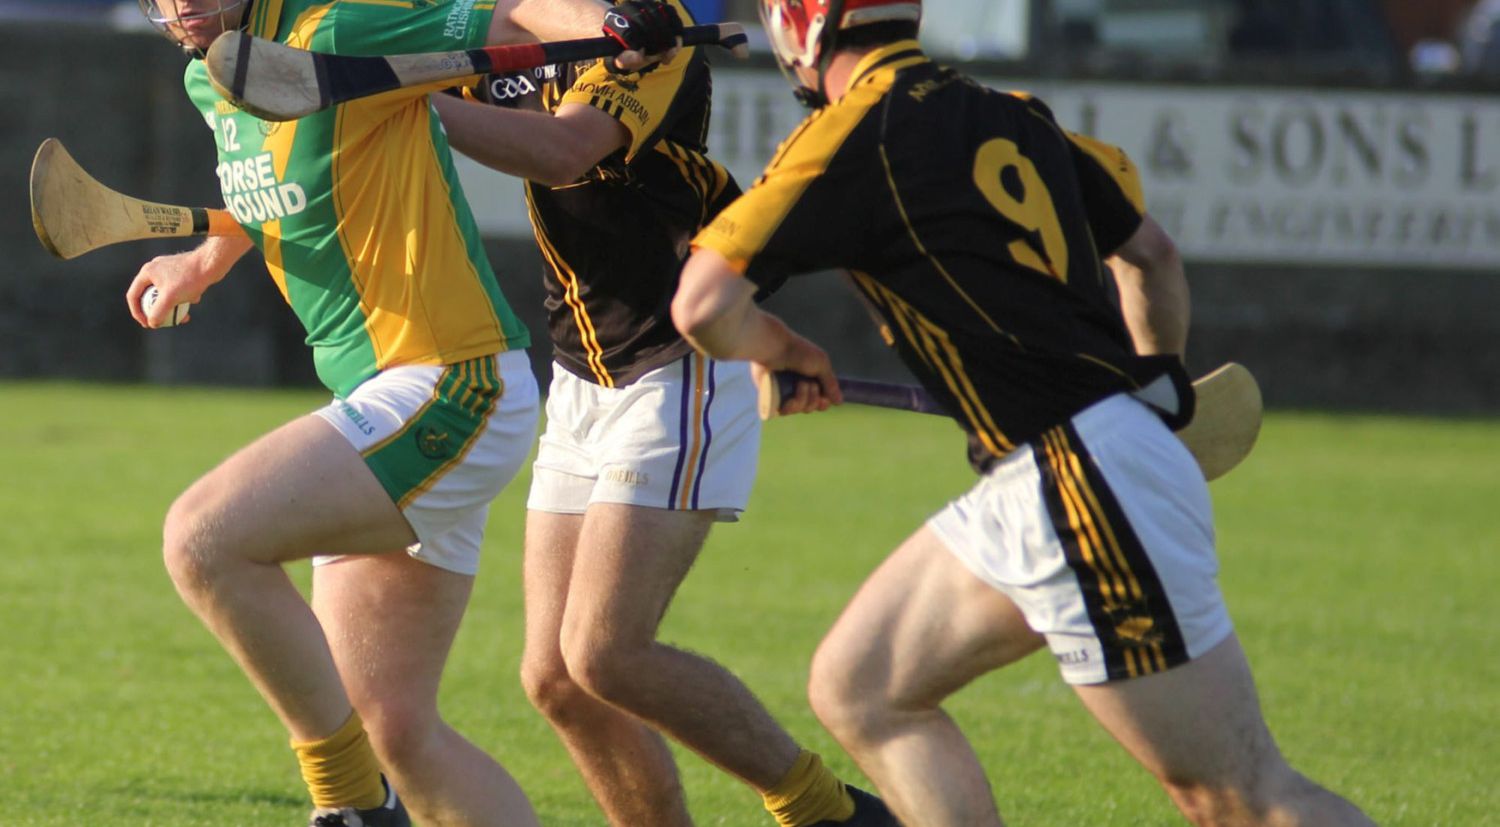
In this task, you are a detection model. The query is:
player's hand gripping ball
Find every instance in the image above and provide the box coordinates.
[602,0,684,60]
[141,285,191,328]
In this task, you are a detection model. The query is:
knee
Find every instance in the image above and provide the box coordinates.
[520,649,593,722]
[1161,777,1237,827]
[1158,764,1303,827]
[161,489,224,596]
[559,636,644,708]
[807,639,884,742]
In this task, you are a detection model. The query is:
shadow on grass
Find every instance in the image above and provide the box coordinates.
[105,778,304,809]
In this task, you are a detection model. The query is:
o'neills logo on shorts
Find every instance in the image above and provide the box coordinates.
[603,467,649,487]
[217,151,308,225]
[443,0,477,38]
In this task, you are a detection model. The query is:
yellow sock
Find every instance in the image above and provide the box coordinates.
[290,710,386,810]
[762,750,855,827]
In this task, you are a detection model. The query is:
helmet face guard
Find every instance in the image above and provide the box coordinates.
[760,0,840,107]
[760,0,922,108]
[138,0,250,56]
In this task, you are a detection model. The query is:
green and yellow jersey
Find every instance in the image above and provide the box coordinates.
[184,0,528,397]
[694,41,1190,472]
[470,0,739,387]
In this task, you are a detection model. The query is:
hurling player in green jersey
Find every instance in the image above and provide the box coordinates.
[129,1,682,825]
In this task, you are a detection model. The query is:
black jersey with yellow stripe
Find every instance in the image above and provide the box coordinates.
[472,0,739,388]
[694,41,1191,471]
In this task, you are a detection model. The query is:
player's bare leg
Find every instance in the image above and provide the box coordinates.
[809,526,1045,827]
[315,551,541,827]
[558,503,803,790]
[1074,634,1376,827]
[162,414,416,741]
[521,510,693,827]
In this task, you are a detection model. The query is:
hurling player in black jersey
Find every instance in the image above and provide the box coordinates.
[673,1,1376,826]
[430,2,895,825]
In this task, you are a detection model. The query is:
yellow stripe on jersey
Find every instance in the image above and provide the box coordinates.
[325,73,506,370]
[1066,131,1147,214]
[693,42,925,272]
[250,0,286,38]
[527,192,613,386]
[339,0,417,8]
[257,118,302,303]
[850,272,1014,456]
[877,144,1018,331]
[694,100,882,273]
[559,0,695,161]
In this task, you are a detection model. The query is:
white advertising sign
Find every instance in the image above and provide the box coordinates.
[457,68,1500,270]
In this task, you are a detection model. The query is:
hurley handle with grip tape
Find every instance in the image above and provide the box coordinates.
[766,371,949,418]
[207,23,750,122]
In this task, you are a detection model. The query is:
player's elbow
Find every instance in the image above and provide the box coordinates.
[1113,215,1181,273]
[672,263,728,354]
[670,282,716,349]
[530,152,594,188]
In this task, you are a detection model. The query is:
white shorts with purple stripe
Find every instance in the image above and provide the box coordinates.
[526,355,761,520]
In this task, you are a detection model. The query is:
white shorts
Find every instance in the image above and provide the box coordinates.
[527,355,760,520]
[928,393,1234,685]
[312,350,539,575]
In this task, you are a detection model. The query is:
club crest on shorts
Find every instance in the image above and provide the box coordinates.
[1104,601,1164,648]
[415,426,453,460]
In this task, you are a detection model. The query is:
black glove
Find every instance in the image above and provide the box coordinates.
[601,0,684,57]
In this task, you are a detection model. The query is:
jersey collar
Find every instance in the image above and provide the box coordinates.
[847,39,928,88]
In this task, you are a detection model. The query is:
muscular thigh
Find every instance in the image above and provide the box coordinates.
[819,526,1045,708]
[174,413,416,564]
[559,504,716,651]
[313,552,475,711]
[522,510,585,665]
[1072,634,1279,784]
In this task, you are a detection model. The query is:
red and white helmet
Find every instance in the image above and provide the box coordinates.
[760,0,921,105]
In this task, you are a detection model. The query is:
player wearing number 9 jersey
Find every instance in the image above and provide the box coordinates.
[674,1,1376,825]
[695,61,1190,471]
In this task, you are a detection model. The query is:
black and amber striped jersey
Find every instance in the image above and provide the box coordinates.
[694,40,1192,472]
[472,0,739,387]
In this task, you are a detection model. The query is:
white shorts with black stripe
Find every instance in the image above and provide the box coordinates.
[928,393,1235,685]
[527,355,761,520]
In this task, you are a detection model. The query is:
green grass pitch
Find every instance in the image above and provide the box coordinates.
[1,381,1496,825]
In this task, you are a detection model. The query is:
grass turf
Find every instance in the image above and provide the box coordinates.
[0,381,1495,825]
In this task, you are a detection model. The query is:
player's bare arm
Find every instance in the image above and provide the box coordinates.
[432,96,628,186]
[673,248,843,412]
[488,0,682,70]
[1107,214,1190,358]
[125,233,254,328]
